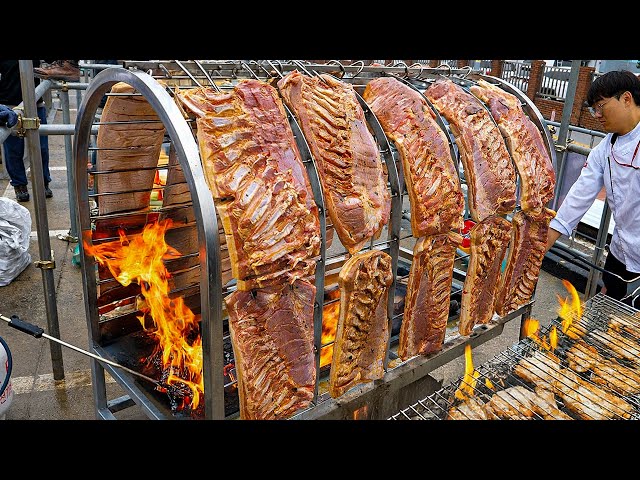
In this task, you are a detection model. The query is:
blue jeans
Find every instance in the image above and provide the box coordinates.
[2,104,51,187]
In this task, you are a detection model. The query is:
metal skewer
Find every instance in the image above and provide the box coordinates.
[0,312,162,387]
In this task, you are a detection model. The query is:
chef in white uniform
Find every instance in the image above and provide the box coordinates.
[546,70,640,308]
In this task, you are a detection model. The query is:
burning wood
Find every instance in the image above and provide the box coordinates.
[84,218,205,416]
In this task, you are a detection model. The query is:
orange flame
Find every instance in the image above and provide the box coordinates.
[320,288,340,368]
[84,219,204,409]
[455,344,479,400]
[557,279,584,339]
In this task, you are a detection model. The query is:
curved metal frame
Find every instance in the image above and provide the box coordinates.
[73,68,224,419]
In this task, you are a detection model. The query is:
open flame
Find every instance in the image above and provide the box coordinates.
[557,279,584,339]
[522,278,585,350]
[84,218,204,410]
[454,344,481,400]
[320,288,340,368]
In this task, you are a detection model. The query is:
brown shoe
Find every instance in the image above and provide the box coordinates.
[34,60,80,81]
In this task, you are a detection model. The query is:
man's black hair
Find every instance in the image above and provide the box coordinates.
[586,69,640,106]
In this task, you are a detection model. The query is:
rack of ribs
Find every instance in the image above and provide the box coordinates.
[277,70,391,255]
[424,77,516,223]
[469,79,556,215]
[363,76,464,237]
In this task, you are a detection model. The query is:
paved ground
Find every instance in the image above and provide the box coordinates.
[0,73,584,424]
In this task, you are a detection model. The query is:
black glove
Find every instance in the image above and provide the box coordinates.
[0,104,18,128]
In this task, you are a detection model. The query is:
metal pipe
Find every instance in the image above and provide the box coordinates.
[18,60,65,380]
[58,88,78,241]
[38,124,98,135]
[0,79,53,144]
[553,60,583,203]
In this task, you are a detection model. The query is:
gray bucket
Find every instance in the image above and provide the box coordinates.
[0,336,14,420]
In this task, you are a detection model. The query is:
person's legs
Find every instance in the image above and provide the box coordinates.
[2,135,27,186]
[602,252,640,308]
[37,105,52,188]
[2,135,29,201]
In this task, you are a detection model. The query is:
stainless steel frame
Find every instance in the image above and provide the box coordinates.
[71,61,554,420]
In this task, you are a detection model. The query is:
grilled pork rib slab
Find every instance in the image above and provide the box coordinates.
[459,215,512,336]
[424,78,516,222]
[175,80,321,290]
[329,249,393,398]
[495,208,555,317]
[398,232,462,360]
[96,82,166,215]
[277,70,391,254]
[363,76,464,237]
[469,79,556,214]
[226,279,316,420]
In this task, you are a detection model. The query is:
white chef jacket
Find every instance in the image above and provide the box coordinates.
[550,121,640,273]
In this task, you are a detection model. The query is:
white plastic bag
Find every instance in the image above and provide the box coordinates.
[0,197,31,287]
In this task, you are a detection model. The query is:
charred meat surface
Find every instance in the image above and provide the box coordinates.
[424,78,516,222]
[363,76,464,237]
[329,249,393,398]
[226,279,316,420]
[277,70,391,254]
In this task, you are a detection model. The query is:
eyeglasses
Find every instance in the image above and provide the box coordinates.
[611,138,640,169]
[587,92,623,117]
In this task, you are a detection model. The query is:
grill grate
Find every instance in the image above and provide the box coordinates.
[389,293,640,420]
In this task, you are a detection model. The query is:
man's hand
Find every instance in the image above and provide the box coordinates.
[0,104,18,128]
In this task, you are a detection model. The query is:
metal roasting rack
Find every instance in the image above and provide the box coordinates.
[389,293,640,420]
[72,60,555,420]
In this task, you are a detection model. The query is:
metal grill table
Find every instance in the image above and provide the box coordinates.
[389,293,640,420]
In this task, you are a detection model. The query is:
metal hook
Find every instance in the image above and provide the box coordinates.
[174,60,203,88]
[408,63,424,79]
[266,60,285,79]
[193,60,220,92]
[349,60,365,78]
[326,60,346,78]
[292,60,314,77]
[250,60,275,80]
[158,63,172,78]
[240,61,260,81]
[436,63,452,76]
[392,61,410,78]
[460,65,473,79]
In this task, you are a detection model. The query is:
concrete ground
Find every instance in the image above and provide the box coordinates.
[0,77,581,423]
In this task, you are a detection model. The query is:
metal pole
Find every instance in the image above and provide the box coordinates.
[553,60,583,208]
[58,87,78,241]
[17,60,65,380]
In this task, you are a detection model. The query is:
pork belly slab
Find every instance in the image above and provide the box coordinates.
[277,70,391,255]
[469,79,556,214]
[363,76,464,237]
[398,232,462,360]
[329,249,394,398]
[495,208,555,317]
[459,215,512,335]
[175,79,321,290]
[225,279,316,420]
[424,78,516,223]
